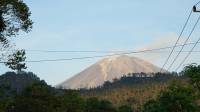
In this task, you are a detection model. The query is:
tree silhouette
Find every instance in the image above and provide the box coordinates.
[184,64,200,91]
[5,49,27,73]
[0,0,33,47]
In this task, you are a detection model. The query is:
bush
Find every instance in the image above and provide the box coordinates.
[143,81,199,112]
[118,105,133,112]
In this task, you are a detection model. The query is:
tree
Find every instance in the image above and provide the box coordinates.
[5,49,27,73]
[0,85,14,112]
[60,90,84,112]
[143,100,161,112]
[184,64,200,91]
[98,99,116,112]
[9,82,60,112]
[84,97,117,112]
[118,105,133,112]
[0,0,33,48]
[143,81,199,112]
[84,97,100,112]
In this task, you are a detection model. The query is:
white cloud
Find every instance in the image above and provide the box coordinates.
[132,32,187,68]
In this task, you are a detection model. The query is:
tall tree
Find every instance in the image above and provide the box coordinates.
[5,49,27,73]
[0,0,33,60]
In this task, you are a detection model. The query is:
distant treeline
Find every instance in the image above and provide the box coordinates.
[79,72,186,92]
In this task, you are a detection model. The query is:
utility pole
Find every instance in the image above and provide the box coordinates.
[193,6,200,12]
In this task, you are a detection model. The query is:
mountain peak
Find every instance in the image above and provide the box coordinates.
[58,55,165,89]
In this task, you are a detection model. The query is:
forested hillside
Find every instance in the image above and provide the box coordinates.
[0,64,200,112]
[0,72,41,93]
[80,72,187,110]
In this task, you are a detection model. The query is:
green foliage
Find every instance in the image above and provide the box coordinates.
[143,100,161,112]
[184,64,200,91]
[84,97,100,112]
[118,105,133,112]
[0,86,14,112]
[0,0,33,47]
[2,66,200,112]
[60,90,84,112]
[84,97,117,112]
[5,49,27,72]
[0,74,119,112]
[0,71,41,93]
[9,82,60,112]
[98,99,117,112]
[81,72,181,111]
[0,72,42,111]
[143,81,199,112]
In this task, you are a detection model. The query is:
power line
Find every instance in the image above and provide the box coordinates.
[141,50,200,53]
[160,9,193,72]
[167,15,200,71]
[175,36,200,71]
[0,42,199,63]
[1,50,130,53]
[8,49,200,53]
[6,48,200,54]
[170,1,200,71]
[1,43,199,54]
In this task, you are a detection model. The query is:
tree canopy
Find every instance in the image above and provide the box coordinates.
[184,64,200,91]
[5,49,27,72]
[143,81,199,112]
[0,0,33,48]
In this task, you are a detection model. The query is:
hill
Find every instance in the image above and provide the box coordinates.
[79,72,186,110]
[0,71,42,93]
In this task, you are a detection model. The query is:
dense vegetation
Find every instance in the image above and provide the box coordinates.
[80,72,186,111]
[1,64,200,112]
[0,72,134,112]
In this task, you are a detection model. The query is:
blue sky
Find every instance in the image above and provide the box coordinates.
[1,0,200,86]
